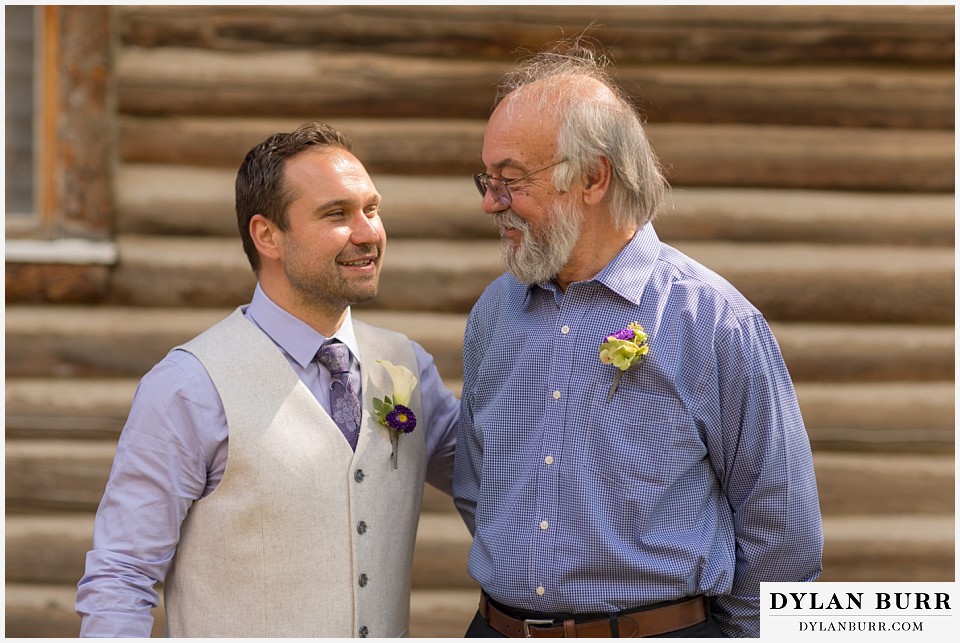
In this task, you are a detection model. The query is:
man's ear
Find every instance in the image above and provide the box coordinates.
[582,156,612,206]
[250,214,282,262]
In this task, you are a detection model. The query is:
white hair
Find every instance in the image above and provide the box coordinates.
[496,38,668,229]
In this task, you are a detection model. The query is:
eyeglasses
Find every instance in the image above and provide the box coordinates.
[473,159,567,207]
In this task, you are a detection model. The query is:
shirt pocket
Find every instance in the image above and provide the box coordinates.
[582,387,703,491]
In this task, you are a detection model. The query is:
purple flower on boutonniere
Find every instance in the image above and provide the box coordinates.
[598,322,649,402]
[373,360,418,469]
[385,405,417,434]
[608,327,637,341]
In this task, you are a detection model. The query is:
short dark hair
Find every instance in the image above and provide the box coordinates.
[235,121,353,273]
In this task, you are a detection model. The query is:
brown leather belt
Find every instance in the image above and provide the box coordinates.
[479,592,708,638]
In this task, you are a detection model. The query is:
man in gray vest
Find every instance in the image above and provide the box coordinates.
[76,122,460,637]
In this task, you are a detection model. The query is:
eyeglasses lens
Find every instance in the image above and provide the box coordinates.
[474,174,487,198]
[475,174,511,206]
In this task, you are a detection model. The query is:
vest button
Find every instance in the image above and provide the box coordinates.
[357,521,368,534]
[359,626,369,637]
[359,573,369,587]
[354,469,365,482]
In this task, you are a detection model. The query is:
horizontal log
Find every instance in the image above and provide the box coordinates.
[5,515,94,584]
[5,306,954,383]
[1,307,468,381]
[413,513,476,590]
[37,530,949,636]
[11,511,947,602]
[115,5,954,64]
[105,235,258,309]
[1,511,471,588]
[116,49,500,120]
[625,65,952,129]
[413,513,960,586]
[673,241,954,324]
[5,585,83,638]
[114,163,955,247]
[4,306,230,380]
[5,436,954,516]
[654,124,953,192]
[2,582,477,638]
[819,515,955,582]
[410,589,478,638]
[656,189,954,247]
[5,379,138,440]
[7,551,955,640]
[3,583,165,638]
[1,510,475,589]
[772,323,954,383]
[115,48,953,128]
[4,263,111,304]
[96,236,955,323]
[116,117,955,192]
[5,441,116,513]
[797,382,955,454]
[117,116,487,175]
[813,452,955,516]
[422,483,458,515]
[5,506,953,593]
[5,377,954,456]
[115,164,498,239]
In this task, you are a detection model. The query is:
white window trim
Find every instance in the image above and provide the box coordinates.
[4,238,118,265]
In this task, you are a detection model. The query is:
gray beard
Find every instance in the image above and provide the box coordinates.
[495,200,583,285]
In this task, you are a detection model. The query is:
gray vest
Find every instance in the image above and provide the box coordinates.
[164,309,426,637]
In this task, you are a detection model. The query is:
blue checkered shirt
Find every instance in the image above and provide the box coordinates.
[453,224,823,638]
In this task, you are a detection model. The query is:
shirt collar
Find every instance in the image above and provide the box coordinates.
[593,223,660,305]
[526,223,661,306]
[244,283,360,368]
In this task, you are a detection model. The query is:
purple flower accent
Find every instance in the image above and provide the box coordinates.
[608,327,636,341]
[600,322,649,402]
[386,404,417,433]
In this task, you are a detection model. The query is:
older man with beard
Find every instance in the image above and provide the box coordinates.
[452,39,823,639]
[76,122,459,638]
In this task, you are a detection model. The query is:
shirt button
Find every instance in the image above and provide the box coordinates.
[544,455,554,465]
[359,573,369,587]
[359,626,369,638]
[357,521,368,535]
[561,325,570,334]
[536,586,546,596]
[354,469,365,482]
[552,390,561,400]
[539,520,549,530]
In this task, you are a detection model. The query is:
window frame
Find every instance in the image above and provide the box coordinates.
[5,6,116,301]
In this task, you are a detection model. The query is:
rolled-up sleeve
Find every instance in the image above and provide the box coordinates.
[76,352,222,637]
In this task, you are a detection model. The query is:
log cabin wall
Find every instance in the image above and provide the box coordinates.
[5,5,954,637]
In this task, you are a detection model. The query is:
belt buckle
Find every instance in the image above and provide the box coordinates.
[522,618,555,637]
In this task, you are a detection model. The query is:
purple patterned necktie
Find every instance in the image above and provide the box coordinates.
[317,340,361,450]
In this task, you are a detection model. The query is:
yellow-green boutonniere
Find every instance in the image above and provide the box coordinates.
[373,360,418,469]
[598,322,649,402]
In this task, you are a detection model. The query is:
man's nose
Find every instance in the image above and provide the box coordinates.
[351,212,382,245]
[480,187,508,215]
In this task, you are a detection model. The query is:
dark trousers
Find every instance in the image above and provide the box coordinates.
[464,607,727,638]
